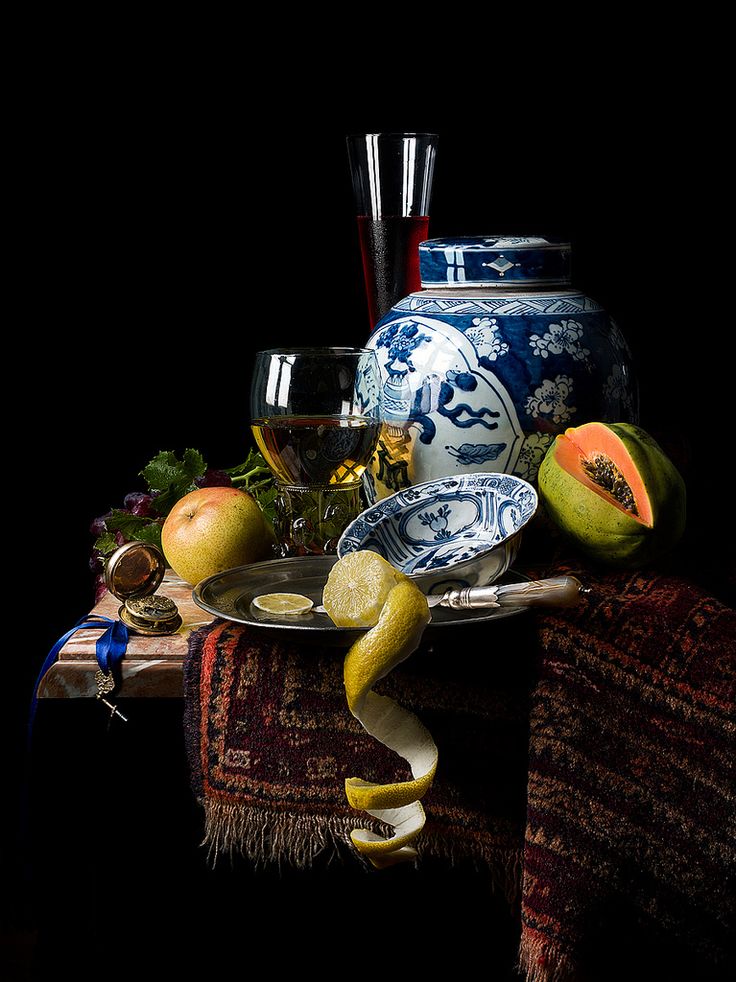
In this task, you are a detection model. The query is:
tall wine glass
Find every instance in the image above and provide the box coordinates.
[250,348,381,557]
[347,132,438,330]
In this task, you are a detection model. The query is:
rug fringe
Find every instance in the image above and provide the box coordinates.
[202,797,523,903]
[202,799,363,870]
[518,931,577,982]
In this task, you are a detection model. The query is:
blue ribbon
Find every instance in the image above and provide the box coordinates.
[28,614,129,746]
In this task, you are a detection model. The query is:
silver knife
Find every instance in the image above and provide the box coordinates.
[313,575,583,614]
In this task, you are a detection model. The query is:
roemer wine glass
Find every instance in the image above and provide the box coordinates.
[250,347,381,556]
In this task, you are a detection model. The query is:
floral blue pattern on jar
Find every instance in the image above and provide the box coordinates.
[364,236,638,502]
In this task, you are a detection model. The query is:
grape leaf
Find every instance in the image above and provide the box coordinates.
[105,509,155,537]
[94,517,162,555]
[182,448,206,477]
[141,448,206,490]
[94,531,119,556]
[105,509,166,544]
[135,521,163,548]
[140,451,183,489]
[140,449,207,516]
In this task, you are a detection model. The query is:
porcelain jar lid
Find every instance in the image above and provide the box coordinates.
[419,236,571,289]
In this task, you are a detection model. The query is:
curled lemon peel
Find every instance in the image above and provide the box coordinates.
[325,559,436,868]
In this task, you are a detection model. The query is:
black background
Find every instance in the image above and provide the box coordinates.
[7,52,729,978]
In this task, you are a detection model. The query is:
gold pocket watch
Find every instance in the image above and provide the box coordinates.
[104,541,182,635]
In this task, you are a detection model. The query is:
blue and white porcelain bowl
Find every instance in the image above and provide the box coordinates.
[337,472,537,593]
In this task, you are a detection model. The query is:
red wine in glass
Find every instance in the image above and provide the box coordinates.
[356,214,430,329]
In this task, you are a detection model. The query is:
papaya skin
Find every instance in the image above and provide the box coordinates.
[538,422,686,569]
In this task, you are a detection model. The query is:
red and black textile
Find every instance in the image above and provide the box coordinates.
[184,562,735,980]
[519,562,734,979]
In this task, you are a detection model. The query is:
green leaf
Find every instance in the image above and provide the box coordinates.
[94,518,162,554]
[135,521,163,548]
[182,448,206,479]
[94,531,119,556]
[105,509,154,538]
[141,448,206,491]
[140,451,185,492]
[151,483,192,517]
[140,449,208,516]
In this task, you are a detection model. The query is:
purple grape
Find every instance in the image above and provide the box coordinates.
[124,491,155,517]
[195,468,233,488]
[89,551,104,573]
[90,512,112,536]
[114,531,126,546]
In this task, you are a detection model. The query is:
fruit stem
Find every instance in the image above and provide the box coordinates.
[230,470,270,486]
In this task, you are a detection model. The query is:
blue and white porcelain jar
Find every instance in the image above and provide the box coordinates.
[364,236,638,502]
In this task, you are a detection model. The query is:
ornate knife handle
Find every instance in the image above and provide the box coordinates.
[441,576,584,610]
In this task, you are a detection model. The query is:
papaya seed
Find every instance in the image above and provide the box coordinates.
[582,452,638,516]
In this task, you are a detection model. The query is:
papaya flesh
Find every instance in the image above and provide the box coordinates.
[538,422,686,568]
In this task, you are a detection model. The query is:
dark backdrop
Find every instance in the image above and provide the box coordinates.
[8,65,727,978]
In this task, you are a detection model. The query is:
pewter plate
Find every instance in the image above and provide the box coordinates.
[193,556,527,647]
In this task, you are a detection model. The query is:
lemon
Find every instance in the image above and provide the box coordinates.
[325,552,435,868]
[322,550,403,628]
[252,592,313,615]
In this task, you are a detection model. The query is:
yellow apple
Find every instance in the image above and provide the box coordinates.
[161,486,272,585]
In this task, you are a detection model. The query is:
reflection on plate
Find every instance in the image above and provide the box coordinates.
[193,555,528,647]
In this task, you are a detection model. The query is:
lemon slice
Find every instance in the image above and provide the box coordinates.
[252,592,313,615]
[324,552,435,868]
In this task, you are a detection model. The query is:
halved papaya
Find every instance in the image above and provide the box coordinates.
[538,422,686,568]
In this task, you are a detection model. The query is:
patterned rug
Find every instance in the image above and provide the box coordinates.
[184,607,533,901]
[518,561,735,980]
[183,562,735,980]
